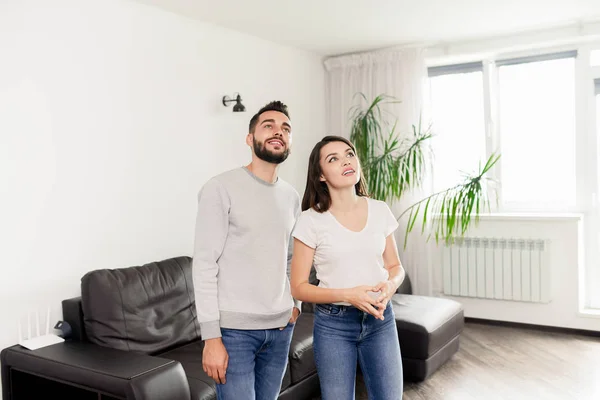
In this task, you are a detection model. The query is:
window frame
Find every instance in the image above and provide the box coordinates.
[427,44,600,311]
[427,50,580,213]
[427,63,487,194]
[587,72,600,310]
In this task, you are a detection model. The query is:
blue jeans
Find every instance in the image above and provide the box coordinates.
[216,323,295,400]
[314,302,403,400]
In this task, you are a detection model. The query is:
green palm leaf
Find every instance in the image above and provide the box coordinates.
[348,93,500,248]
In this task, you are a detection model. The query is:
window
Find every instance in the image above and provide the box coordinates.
[591,49,600,67]
[428,48,600,311]
[428,63,487,193]
[592,78,600,309]
[428,51,577,211]
[596,78,600,131]
[497,54,576,209]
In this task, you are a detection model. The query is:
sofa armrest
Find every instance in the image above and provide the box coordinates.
[1,342,190,400]
[396,273,413,295]
[301,302,315,314]
[1,346,10,400]
[62,296,87,342]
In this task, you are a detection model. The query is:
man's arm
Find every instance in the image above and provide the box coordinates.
[287,235,302,316]
[192,179,230,340]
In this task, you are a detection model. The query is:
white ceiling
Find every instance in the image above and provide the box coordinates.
[135,0,600,55]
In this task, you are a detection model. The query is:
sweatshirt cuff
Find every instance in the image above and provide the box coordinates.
[200,320,222,340]
[293,299,303,315]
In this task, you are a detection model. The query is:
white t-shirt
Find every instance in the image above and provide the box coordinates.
[292,197,399,305]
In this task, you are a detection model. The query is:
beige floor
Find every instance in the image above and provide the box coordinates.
[316,321,600,400]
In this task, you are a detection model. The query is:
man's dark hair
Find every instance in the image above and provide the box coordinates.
[249,101,290,133]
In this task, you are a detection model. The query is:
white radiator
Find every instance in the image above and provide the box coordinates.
[442,237,551,303]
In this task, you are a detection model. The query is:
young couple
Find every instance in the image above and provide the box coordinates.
[192,101,405,400]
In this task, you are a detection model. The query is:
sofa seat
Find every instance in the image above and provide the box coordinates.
[158,340,215,400]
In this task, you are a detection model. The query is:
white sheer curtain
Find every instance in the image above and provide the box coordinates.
[324,47,436,296]
[325,47,426,140]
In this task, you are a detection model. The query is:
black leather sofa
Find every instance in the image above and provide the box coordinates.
[1,256,463,400]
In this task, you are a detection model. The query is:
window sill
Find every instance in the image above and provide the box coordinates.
[433,212,584,222]
[474,212,584,222]
[578,308,600,319]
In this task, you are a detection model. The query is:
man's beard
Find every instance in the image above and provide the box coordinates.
[253,137,290,164]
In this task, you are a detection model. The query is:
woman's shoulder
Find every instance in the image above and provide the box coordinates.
[293,207,328,239]
[296,207,332,228]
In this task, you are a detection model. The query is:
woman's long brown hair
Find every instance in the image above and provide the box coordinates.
[301,136,369,212]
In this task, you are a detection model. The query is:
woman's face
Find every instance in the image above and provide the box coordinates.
[319,140,361,190]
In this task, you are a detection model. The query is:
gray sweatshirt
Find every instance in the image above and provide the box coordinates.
[192,167,301,340]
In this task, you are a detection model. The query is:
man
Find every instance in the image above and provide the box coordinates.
[192,101,301,400]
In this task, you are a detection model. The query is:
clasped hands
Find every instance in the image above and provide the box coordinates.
[344,280,396,320]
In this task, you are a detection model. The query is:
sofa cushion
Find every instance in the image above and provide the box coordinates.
[289,313,316,383]
[392,294,463,360]
[158,341,216,400]
[81,256,201,353]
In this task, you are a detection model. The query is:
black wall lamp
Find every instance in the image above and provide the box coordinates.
[222,93,246,112]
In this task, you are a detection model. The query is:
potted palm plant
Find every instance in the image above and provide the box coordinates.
[349,93,499,247]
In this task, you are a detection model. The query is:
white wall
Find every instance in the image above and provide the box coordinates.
[0,0,326,370]
[426,216,600,332]
[424,21,600,67]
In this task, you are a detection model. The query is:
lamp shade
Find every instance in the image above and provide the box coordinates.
[233,102,246,112]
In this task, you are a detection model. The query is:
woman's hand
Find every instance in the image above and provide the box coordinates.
[373,280,397,309]
[343,285,385,320]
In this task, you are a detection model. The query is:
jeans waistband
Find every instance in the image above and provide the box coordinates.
[317,302,391,313]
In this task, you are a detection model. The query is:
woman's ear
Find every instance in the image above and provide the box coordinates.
[319,174,326,182]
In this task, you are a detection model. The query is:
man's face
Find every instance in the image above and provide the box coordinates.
[247,110,292,164]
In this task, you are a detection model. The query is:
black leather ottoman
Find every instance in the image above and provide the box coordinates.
[391,294,464,381]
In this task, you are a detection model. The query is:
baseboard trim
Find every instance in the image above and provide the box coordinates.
[465,317,600,337]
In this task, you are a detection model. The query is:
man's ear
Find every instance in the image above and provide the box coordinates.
[246,132,253,147]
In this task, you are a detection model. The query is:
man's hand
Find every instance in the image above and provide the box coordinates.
[280,307,301,330]
[290,306,300,323]
[202,338,229,384]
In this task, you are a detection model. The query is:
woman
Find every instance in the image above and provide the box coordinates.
[290,135,405,400]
